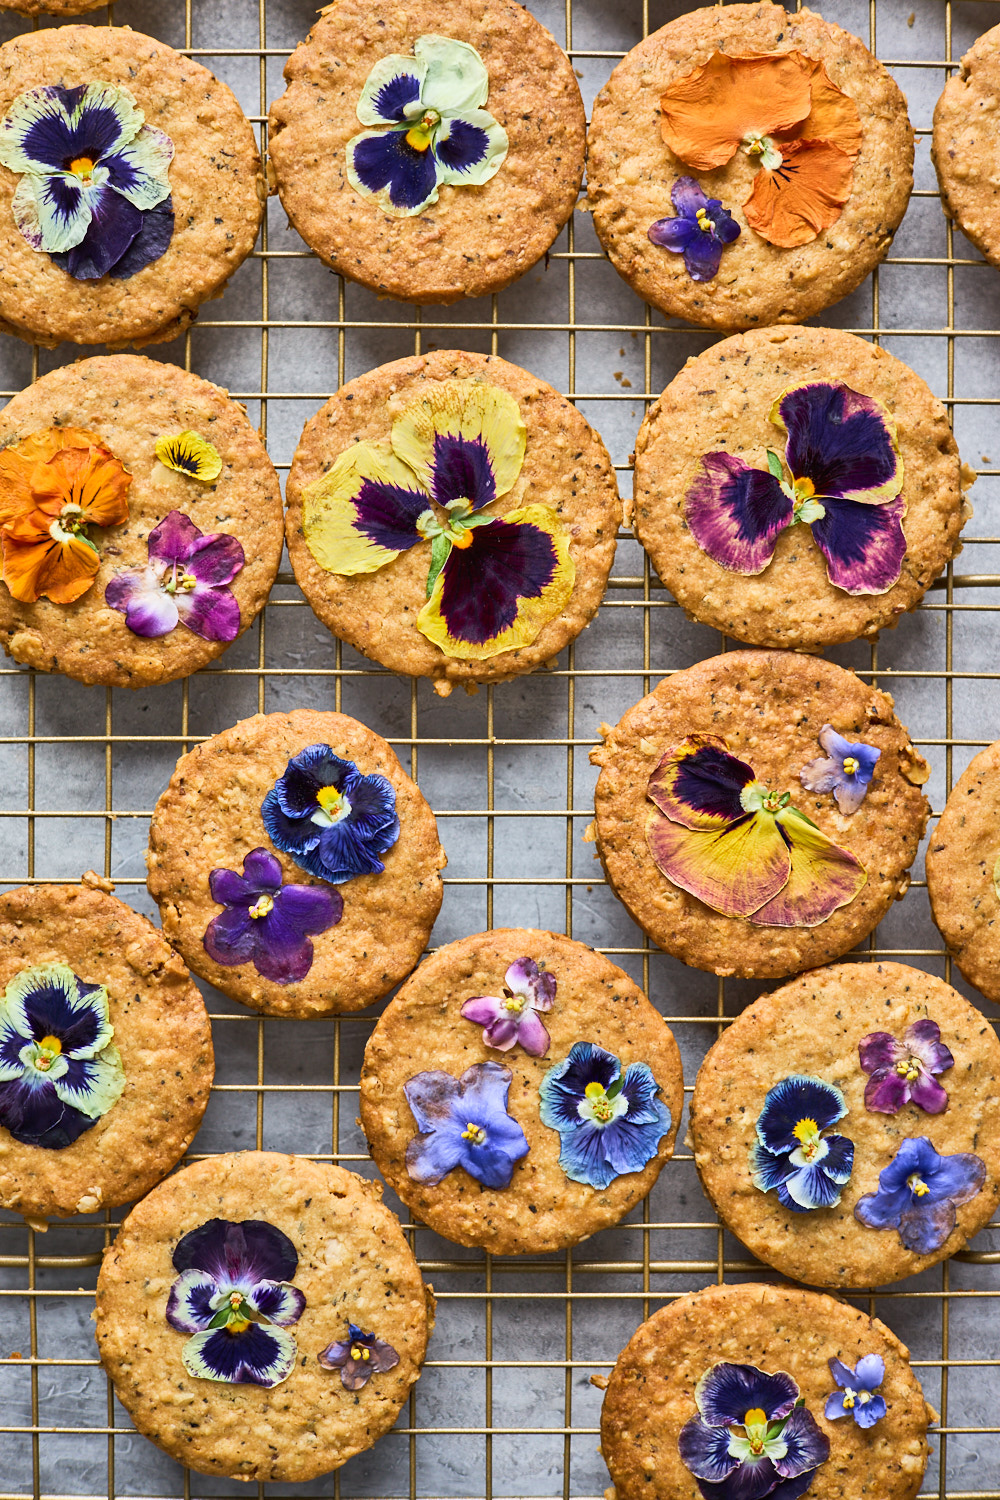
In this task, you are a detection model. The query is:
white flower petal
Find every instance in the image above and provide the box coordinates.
[70,80,145,147]
[52,1044,125,1118]
[416,35,491,115]
[356,54,429,126]
[434,110,508,188]
[12,169,94,253]
[101,125,174,211]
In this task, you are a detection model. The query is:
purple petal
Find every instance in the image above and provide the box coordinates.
[683,233,724,282]
[908,1073,949,1114]
[431,432,496,510]
[809,493,907,595]
[105,568,179,637]
[436,517,557,645]
[514,1009,551,1057]
[858,1031,903,1076]
[670,175,707,217]
[906,1019,954,1075]
[274,883,341,936]
[460,996,504,1026]
[370,71,422,123]
[404,1070,463,1132]
[351,477,430,552]
[146,511,202,564]
[183,1323,295,1387]
[337,1357,373,1391]
[696,1362,798,1426]
[779,382,900,502]
[828,1357,857,1390]
[855,1395,886,1429]
[506,958,556,1009]
[184,532,246,587]
[174,583,241,642]
[482,1015,521,1050]
[405,1126,466,1185]
[434,119,489,172]
[273,745,346,816]
[248,1279,306,1327]
[773,1406,830,1478]
[203,905,257,967]
[172,1218,298,1285]
[351,128,438,211]
[685,452,793,574]
[854,1186,911,1231]
[928,1151,987,1205]
[0,1073,95,1149]
[53,186,142,280]
[368,1337,400,1374]
[677,1414,738,1483]
[318,1340,350,1369]
[208,868,258,907]
[854,1354,885,1391]
[864,1069,910,1114]
[165,1269,219,1333]
[648,215,695,250]
[719,1455,782,1500]
[240,848,284,892]
[251,896,340,986]
[798,754,842,796]
[648,736,755,829]
[108,195,173,279]
[897,1197,957,1254]
[825,1390,850,1420]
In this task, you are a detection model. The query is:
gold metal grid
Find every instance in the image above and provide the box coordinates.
[1,0,999,1496]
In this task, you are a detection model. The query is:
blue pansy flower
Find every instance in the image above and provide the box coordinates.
[853,1136,986,1254]
[404,1060,529,1189]
[0,81,174,281]
[750,1074,855,1212]
[346,34,508,216]
[647,177,741,281]
[261,743,400,886]
[800,724,881,815]
[538,1041,670,1191]
[825,1354,886,1429]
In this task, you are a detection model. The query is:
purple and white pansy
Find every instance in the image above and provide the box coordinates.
[105,510,245,642]
[0,81,174,281]
[647,177,741,282]
[799,725,881,816]
[825,1354,886,1429]
[538,1041,671,1191]
[685,380,907,596]
[261,744,400,886]
[203,847,343,986]
[319,1323,400,1391]
[750,1075,855,1213]
[346,35,508,216]
[460,956,555,1056]
[859,1019,954,1115]
[166,1217,306,1387]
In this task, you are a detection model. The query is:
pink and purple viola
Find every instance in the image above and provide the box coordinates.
[678,1361,830,1500]
[318,1323,400,1391]
[105,511,245,642]
[261,744,399,886]
[686,380,906,596]
[799,725,881,816]
[460,956,555,1056]
[648,177,741,281]
[537,1041,670,1191]
[166,1217,306,1388]
[404,1060,529,1189]
[750,1075,855,1213]
[825,1354,886,1430]
[203,847,342,986]
[859,1019,954,1115]
[854,1136,986,1254]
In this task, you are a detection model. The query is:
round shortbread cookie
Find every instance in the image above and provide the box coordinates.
[1,0,105,13]
[933,24,1000,269]
[926,740,1000,1005]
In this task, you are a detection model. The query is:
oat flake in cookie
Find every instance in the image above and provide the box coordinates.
[599,1282,934,1500]
[95,1151,434,1482]
[926,740,1000,1005]
[590,650,930,979]
[587,3,913,330]
[0,875,213,1222]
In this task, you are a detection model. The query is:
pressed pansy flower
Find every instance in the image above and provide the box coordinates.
[155,431,223,483]
[647,176,741,282]
[859,1019,954,1115]
[0,963,125,1150]
[686,381,906,597]
[825,1354,886,1429]
[0,426,131,604]
[404,1060,529,1189]
[105,511,245,641]
[460,956,555,1056]
[678,1360,830,1500]
[300,377,575,660]
[203,847,342,986]
[800,725,881,815]
[318,1323,400,1391]
[645,734,866,928]
[0,81,174,280]
[854,1136,986,1253]
[261,744,400,885]
[750,1075,855,1212]
[346,35,508,217]
[538,1041,670,1191]
[659,51,862,247]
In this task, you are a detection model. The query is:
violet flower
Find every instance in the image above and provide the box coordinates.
[648,177,741,281]
[261,744,399,885]
[460,956,555,1056]
[538,1041,671,1191]
[318,1323,399,1390]
[800,725,881,815]
[203,847,342,985]
[854,1136,986,1254]
[105,510,245,641]
[404,1060,529,1189]
[749,1075,854,1212]
[859,1019,954,1115]
[825,1354,886,1429]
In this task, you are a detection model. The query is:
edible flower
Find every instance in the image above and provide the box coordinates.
[800,725,881,815]
[659,51,862,247]
[0,81,174,280]
[154,431,223,483]
[404,1060,529,1189]
[318,1323,400,1391]
[460,956,555,1057]
[647,176,741,281]
[166,1218,306,1387]
[859,1019,953,1115]
[104,510,245,641]
[854,1136,985,1253]
[538,1040,670,1191]
[686,381,906,596]
[0,426,131,604]
[261,744,399,885]
[203,847,342,986]
[678,1361,830,1500]
[825,1354,886,1429]
[645,734,866,928]
[346,34,508,216]
[300,377,575,661]
[0,963,125,1150]
[750,1075,854,1212]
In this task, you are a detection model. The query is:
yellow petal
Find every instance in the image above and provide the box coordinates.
[391,378,526,501]
[154,431,224,483]
[301,442,429,576]
[753,806,867,926]
[645,806,791,919]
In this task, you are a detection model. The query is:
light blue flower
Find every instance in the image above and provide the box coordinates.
[800,724,881,814]
[538,1041,670,1191]
[825,1354,886,1429]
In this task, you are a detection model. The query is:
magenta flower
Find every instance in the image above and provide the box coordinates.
[318,1323,399,1391]
[203,848,342,985]
[460,956,555,1056]
[105,510,245,640]
[859,1019,954,1115]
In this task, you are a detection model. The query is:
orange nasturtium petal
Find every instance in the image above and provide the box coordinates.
[743,138,855,248]
[790,58,863,159]
[659,51,814,172]
[645,806,792,919]
[29,443,132,529]
[0,530,100,604]
[647,734,756,831]
[752,805,867,927]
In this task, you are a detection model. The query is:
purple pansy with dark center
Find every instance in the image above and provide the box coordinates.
[537,1041,671,1191]
[460,956,555,1056]
[750,1075,855,1213]
[799,725,881,815]
[678,1361,830,1500]
[685,380,906,596]
[859,1019,954,1115]
[404,1060,529,1189]
[105,511,245,642]
[261,744,400,885]
[318,1323,400,1390]
[853,1136,985,1253]
[203,847,342,986]
[825,1354,886,1429]
[648,176,741,281]
[165,1217,306,1387]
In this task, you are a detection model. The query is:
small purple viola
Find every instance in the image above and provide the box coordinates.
[800,725,881,815]
[854,1136,986,1254]
[261,744,399,886]
[859,1019,954,1115]
[460,956,555,1056]
[105,510,245,641]
[648,177,740,281]
[404,1060,529,1190]
[825,1354,886,1429]
[203,848,342,986]
[318,1323,400,1390]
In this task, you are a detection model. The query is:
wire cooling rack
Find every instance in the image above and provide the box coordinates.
[1,0,1000,1495]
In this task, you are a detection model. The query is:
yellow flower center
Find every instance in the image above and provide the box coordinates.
[502,994,524,1013]
[695,207,713,233]
[226,1291,250,1333]
[743,1409,768,1454]
[907,1172,930,1197]
[34,1035,63,1071]
[584,1080,614,1123]
[316,785,345,817]
[70,156,96,180]
[896,1057,920,1081]
[793,1117,821,1159]
[450,526,475,549]
[843,1391,856,1408]
[404,112,440,151]
[351,1345,370,1361]
[249,894,274,920]
[462,1122,487,1144]
[843,756,859,776]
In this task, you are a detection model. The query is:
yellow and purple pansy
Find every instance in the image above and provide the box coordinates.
[0,81,174,281]
[318,1323,400,1391]
[645,735,866,928]
[155,431,223,484]
[261,744,399,885]
[859,1019,953,1115]
[686,381,906,596]
[647,176,741,281]
[825,1354,886,1429]
[105,511,245,642]
[404,1060,529,1189]
[853,1136,985,1253]
[538,1041,670,1191]
[800,724,881,815]
[750,1075,855,1213]
[301,378,575,660]
[203,847,343,986]
[460,955,555,1057]
[346,35,508,217]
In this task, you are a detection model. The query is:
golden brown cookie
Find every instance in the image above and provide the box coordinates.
[2,0,103,12]
[587,3,913,330]
[590,650,930,979]
[0,875,213,1222]
[95,1151,434,1482]
[633,327,970,649]
[0,355,282,687]
[267,0,584,304]
[359,928,684,1254]
[600,1282,934,1500]
[147,710,446,1018]
[926,741,1000,1004]
[933,25,1000,268]
[690,961,1000,1288]
[285,350,621,691]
